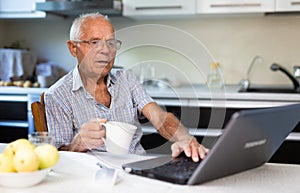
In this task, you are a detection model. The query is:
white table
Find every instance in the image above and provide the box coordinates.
[1,149,300,193]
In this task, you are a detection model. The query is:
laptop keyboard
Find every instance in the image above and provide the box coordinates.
[136,153,201,184]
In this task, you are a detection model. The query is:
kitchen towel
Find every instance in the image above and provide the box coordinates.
[0,48,36,81]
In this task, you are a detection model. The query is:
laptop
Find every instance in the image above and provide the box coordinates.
[122,103,300,185]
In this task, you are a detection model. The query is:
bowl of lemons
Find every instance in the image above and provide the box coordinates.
[0,139,59,188]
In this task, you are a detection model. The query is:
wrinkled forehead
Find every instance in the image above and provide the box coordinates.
[80,17,115,39]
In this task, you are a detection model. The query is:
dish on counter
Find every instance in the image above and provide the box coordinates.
[0,168,50,188]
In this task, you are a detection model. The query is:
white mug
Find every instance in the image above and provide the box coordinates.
[101,121,137,155]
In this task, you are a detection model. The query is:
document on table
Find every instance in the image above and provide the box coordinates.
[87,151,159,169]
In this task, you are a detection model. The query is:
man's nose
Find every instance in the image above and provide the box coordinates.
[99,41,110,54]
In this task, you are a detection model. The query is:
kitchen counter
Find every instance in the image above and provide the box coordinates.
[1,84,300,109]
[1,84,300,101]
[144,84,300,109]
[145,84,300,101]
[0,86,47,95]
[0,84,300,101]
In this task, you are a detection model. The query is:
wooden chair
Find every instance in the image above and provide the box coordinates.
[31,92,48,132]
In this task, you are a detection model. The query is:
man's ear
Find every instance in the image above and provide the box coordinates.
[67,40,78,57]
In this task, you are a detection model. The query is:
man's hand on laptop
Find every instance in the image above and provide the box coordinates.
[171,137,209,162]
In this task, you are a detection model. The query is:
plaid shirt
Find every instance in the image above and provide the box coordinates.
[44,67,154,154]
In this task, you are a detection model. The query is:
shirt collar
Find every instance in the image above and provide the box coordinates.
[107,71,117,87]
[72,66,83,91]
[72,66,117,91]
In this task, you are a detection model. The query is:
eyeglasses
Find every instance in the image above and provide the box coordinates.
[72,39,122,50]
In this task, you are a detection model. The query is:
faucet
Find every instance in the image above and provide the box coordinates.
[240,55,264,90]
[270,63,300,92]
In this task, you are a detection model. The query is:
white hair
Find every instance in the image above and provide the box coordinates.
[69,12,109,40]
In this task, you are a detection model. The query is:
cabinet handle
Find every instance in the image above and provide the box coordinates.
[0,121,28,128]
[135,5,182,11]
[210,3,261,8]
[291,1,300,6]
[0,95,27,102]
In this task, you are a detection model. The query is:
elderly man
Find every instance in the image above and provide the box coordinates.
[44,12,208,162]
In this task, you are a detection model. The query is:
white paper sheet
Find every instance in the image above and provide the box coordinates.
[87,151,159,169]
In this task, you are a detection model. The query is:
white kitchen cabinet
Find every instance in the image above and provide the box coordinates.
[276,0,300,12]
[123,0,196,16]
[0,0,45,18]
[196,0,275,14]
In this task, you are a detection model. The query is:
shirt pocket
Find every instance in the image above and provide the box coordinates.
[112,101,138,124]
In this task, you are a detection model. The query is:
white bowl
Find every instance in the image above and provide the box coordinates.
[0,168,50,188]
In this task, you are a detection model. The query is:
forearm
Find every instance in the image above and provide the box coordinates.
[154,112,192,142]
[143,102,192,142]
[143,103,208,160]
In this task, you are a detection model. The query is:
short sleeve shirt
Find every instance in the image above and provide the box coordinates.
[44,67,154,154]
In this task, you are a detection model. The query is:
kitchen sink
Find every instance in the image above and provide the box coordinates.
[238,87,300,94]
[239,62,300,94]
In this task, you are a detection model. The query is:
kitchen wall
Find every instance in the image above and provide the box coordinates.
[1,13,300,86]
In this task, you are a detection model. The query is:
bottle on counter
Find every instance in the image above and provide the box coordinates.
[207,62,223,89]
